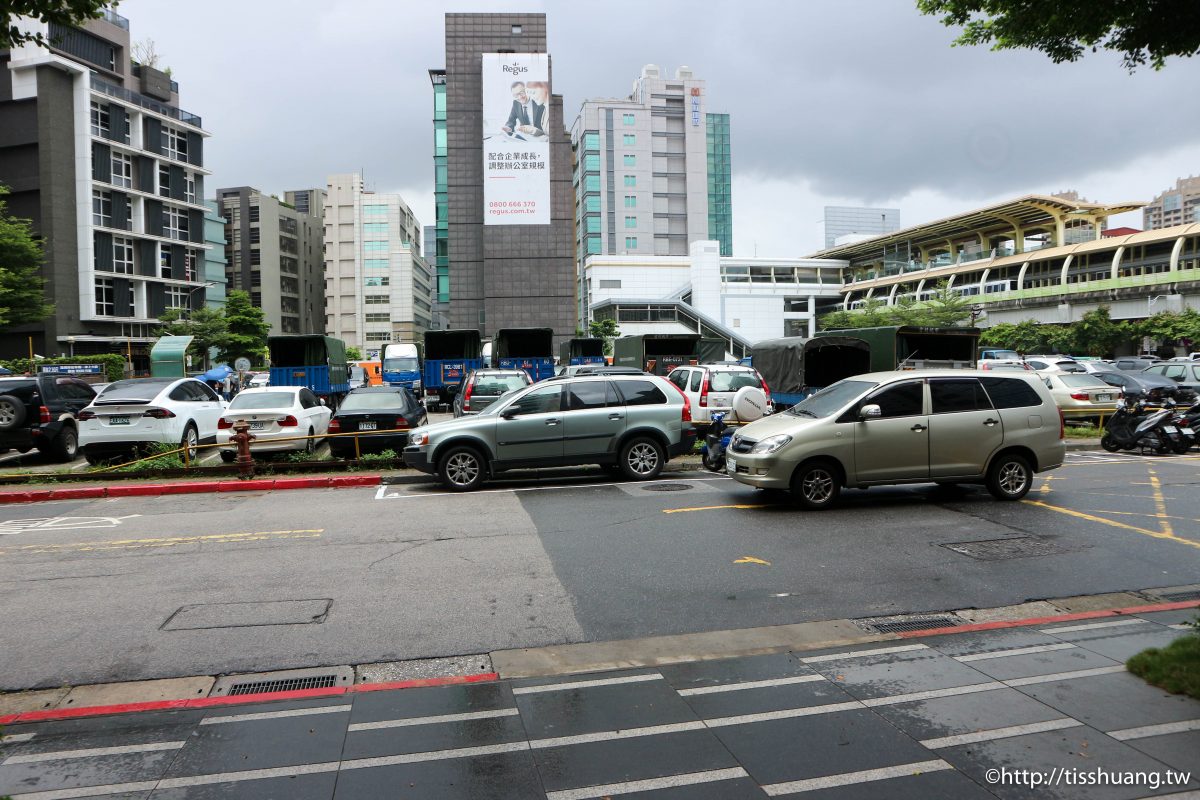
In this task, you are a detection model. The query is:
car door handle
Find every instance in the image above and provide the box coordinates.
[911,424,927,432]
[608,413,624,420]
[983,418,999,426]
[545,418,560,426]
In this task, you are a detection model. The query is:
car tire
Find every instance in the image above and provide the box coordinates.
[306,428,315,454]
[180,423,199,463]
[220,450,236,463]
[49,425,78,462]
[790,460,840,510]
[986,452,1032,501]
[1100,433,1121,453]
[437,445,486,491]
[620,437,664,481]
[0,395,25,431]
[84,450,109,467]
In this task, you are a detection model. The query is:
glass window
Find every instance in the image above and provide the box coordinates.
[364,312,391,322]
[930,379,990,414]
[585,195,601,212]
[623,154,636,167]
[689,371,702,391]
[185,175,196,203]
[364,295,390,305]
[624,215,636,229]
[90,101,109,137]
[583,132,599,151]
[709,371,760,392]
[585,236,601,254]
[364,258,389,268]
[111,152,132,188]
[163,126,188,161]
[865,381,923,418]
[94,277,114,315]
[616,379,667,406]
[365,331,392,342]
[112,236,134,274]
[229,392,296,410]
[363,204,388,216]
[624,237,637,249]
[622,113,635,126]
[363,222,388,237]
[163,207,188,240]
[160,243,174,277]
[364,276,390,287]
[472,373,531,396]
[341,390,412,411]
[624,195,636,208]
[980,377,1043,409]
[567,381,610,410]
[584,175,600,193]
[92,189,112,226]
[623,133,636,145]
[668,370,687,389]
[585,216,601,233]
[583,154,600,171]
[598,279,621,289]
[165,286,188,309]
[508,384,562,415]
[623,175,636,187]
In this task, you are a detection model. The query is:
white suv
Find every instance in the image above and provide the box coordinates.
[666,364,770,428]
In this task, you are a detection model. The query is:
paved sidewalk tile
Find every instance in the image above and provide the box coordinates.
[804,648,993,701]
[772,768,997,800]
[515,677,696,740]
[872,686,1066,742]
[1131,609,1200,627]
[1016,671,1200,733]
[348,680,515,725]
[163,710,350,779]
[150,772,338,799]
[963,647,1120,682]
[1121,729,1200,775]
[1052,627,1191,663]
[680,678,856,721]
[605,776,768,799]
[657,652,816,691]
[332,751,544,800]
[916,628,1076,658]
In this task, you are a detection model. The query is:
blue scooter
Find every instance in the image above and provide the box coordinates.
[702,411,733,472]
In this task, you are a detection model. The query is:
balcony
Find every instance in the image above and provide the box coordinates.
[90,75,202,128]
[101,8,129,29]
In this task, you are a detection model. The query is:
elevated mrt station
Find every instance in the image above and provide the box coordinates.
[817,195,1200,325]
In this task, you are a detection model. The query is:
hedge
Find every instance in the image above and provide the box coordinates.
[1,354,127,382]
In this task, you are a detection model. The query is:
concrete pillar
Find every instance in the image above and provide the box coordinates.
[1170,235,1184,272]
[1111,246,1124,281]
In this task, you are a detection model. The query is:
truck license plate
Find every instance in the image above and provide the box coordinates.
[109,416,129,425]
[359,421,377,431]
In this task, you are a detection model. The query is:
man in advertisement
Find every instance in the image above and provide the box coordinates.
[482,53,551,225]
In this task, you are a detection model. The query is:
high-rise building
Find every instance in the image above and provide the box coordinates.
[202,200,228,309]
[435,13,575,343]
[215,187,325,335]
[706,112,733,256]
[824,206,901,248]
[428,69,449,310]
[1144,176,1200,230]
[323,174,432,357]
[0,9,211,366]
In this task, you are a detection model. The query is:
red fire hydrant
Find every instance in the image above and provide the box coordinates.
[231,420,256,480]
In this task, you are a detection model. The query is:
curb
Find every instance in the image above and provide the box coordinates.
[0,475,383,504]
[896,599,1200,638]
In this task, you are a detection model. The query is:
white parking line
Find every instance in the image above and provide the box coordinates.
[761,759,954,795]
[1109,718,1200,741]
[545,767,751,800]
[954,643,1077,662]
[529,721,707,749]
[1004,665,1127,686]
[860,681,1005,707]
[199,704,351,725]
[1,732,35,743]
[512,673,663,695]
[919,718,1081,749]
[800,644,929,664]
[377,475,732,500]
[1039,619,1151,634]
[678,674,826,696]
[2,740,185,765]
[348,707,519,732]
[340,742,530,770]
[703,701,865,727]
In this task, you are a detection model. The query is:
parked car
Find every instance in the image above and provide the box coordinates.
[0,375,95,462]
[405,374,697,490]
[666,364,771,429]
[1040,373,1121,420]
[216,387,332,462]
[452,369,532,417]
[574,365,645,376]
[1077,360,1117,374]
[978,349,1021,361]
[978,360,1031,372]
[329,387,427,458]
[726,370,1065,509]
[1089,369,1194,405]
[1141,361,1200,395]
[1023,356,1084,374]
[1114,357,1163,372]
[79,377,227,464]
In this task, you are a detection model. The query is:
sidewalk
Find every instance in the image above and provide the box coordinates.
[2,607,1195,798]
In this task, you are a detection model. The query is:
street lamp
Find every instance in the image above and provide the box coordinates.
[66,335,75,358]
[184,281,217,318]
[969,304,985,327]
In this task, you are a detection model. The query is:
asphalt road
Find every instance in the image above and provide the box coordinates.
[0,451,1197,690]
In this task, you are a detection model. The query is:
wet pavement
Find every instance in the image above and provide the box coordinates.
[2,611,1197,798]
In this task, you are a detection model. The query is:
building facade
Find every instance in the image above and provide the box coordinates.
[1144,176,1200,230]
[0,10,211,365]
[323,174,432,357]
[202,200,227,309]
[438,13,575,344]
[215,187,325,335]
[824,206,900,248]
[706,112,732,256]
[429,69,449,309]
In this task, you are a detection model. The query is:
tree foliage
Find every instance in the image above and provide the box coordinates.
[0,186,54,332]
[979,306,1138,356]
[819,282,974,330]
[345,346,364,361]
[916,0,1200,71]
[159,306,226,370]
[588,317,621,355]
[216,290,270,366]
[2,0,112,50]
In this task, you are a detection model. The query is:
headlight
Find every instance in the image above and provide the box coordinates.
[750,434,791,454]
[409,432,429,447]
[413,380,421,388]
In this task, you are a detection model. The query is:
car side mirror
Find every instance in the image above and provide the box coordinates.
[319,398,326,406]
[501,407,519,420]
[859,404,882,420]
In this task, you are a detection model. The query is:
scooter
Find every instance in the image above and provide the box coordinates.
[702,411,733,472]
[1165,398,1200,453]
[1101,399,1176,453]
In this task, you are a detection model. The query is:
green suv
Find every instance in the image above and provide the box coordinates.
[404,375,697,490]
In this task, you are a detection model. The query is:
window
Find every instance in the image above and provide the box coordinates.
[624,215,636,229]
[364,241,388,252]
[364,276,390,287]
[166,286,188,309]
[163,207,188,240]
[95,278,114,315]
[365,331,392,342]
[930,379,991,414]
[185,248,200,281]
[158,164,171,197]
[689,371,703,391]
[622,113,635,126]
[510,384,563,415]
[112,236,134,274]
[363,204,388,216]
[90,101,109,137]
[163,126,188,161]
[583,132,599,151]
[624,195,636,208]
[598,279,622,289]
[364,313,391,323]
[864,381,923,418]
[249,227,260,244]
[185,175,196,204]
[364,294,390,305]
[92,190,112,226]
[584,175,600,193]
[248,205,260,222]
[585,236,601,254]
[623,175,636,187]
[567,381,611,410]
[582,153,600,172]
[585,195,601,213]
[111,152,132,188]
[625,236,637,249]
[160,244,173,278]
[363,222,388,237]
[616,380,667,406]
[980,377,1043,409]
[623,133,636,146]
[668,370,687,389]
[623,154,636,167]
[364,258,389,268]
[511,24,522,33]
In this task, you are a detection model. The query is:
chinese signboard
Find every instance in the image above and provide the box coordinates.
[38,364,103,375]
[482,53,551,226]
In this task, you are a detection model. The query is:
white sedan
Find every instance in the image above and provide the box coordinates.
[79,377,227,465]
[216,387,331,461]
[1042,373,1122,420]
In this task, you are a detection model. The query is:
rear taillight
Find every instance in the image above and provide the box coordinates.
[328,418,341,433]
[758,372,771,407]
[217,417,234,429]
[279,415,299,427]
[394,417,410,430]
[462,381,474,412]
[698,375,710,407]
[143,407,175,419]
[1070,392,1089,401]
[77,409,96,422]
[39,406,51,424]
[665,379,692,423]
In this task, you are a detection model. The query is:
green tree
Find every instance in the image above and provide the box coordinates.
[158,306,226,370]
[916,0,1200,71]
[0,186,54,331]
[216,290,269,366]
[588,317,621,355]
[345,346,364,361]
[1072,306,1127,357]
[2,0,112,50]
[910,282,973,327]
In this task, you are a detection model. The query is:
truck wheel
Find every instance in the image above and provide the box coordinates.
[49,425,78,462]
[438,446,486,491]
[620,437,664,481]
[986,453,1032,501]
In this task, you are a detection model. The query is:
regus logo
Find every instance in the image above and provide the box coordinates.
[502,63,528,74]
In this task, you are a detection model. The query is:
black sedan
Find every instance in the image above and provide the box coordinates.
[1091,369,1197,404]
[328,387,427,458]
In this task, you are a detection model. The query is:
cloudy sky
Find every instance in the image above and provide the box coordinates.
[119,0,1200,255]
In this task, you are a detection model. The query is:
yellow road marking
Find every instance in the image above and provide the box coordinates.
[1021,500,1199,550]
[1037,475,1059,495]
[733,556,771,565]
[1146,466,1175,538]
[1086,510,1200,524]
[663,504,770,514]
[0,530,324,556]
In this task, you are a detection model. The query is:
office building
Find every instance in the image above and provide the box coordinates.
[429,69,449,308]
[824,206,900,248]
[215,187,325,335]
[1144,176,1200,230]
[202,200,227,308]
[706,112,733,256]
[0,9,211,365]
[436,13,575,344]
[323,174,432,357]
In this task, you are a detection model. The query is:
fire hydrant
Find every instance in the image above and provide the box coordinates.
[231,420,256,480]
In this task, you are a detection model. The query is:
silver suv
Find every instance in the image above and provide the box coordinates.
[404,375,697,490]
[727,370,1065,509]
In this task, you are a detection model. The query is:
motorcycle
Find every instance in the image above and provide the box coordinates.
[1101,399,1176,454]
[1165,398,1200,454]
[702,411,733,472]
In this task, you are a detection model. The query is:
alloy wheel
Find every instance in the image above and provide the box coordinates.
[627,442,659,475]
[446,452,480,486]
[802,468,835,504]
[997,461,1027,496]
[0,401,16,426]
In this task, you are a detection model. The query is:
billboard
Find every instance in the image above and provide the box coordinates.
[482,53,550,226]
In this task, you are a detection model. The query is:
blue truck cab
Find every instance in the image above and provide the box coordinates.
[422,329,484,409]
[495,328,555,382]
[382,342,422,391]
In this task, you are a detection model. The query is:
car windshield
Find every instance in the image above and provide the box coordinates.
[709,371,760,392]
[984,350,1020,360]
[473,375,528,395]
[383,358,419,372]
[340,391,409,411]
[1056,361,1085,373]
[96,379,173,401]
[785,380,875,418]
[1059,375,1108,388]
[229,392,296,409]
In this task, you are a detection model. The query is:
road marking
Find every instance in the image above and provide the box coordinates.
[954,643,1077,662]
[530,721,707,749]
[0,529,324,556]
[8,780,162,799]
[1147,466,1176,538]
[0,514,141,535]
[1021,499,1200,550]
[860,682,1006,707]
[201,704,351,725]
[919,718,1081,749]
[2,740,185,765]
[545,767,750,800]
[663,503,770,514]
[2,732,35,743]
[1039,619,1151,634]
[156,760,340,788]
[347,707,519,731]
[761,759,953,795]
[1085,509,1200,524]
[1004,665,1126,686]
[703,701,865,727]
[800,644,929,664]
[340,741,529,770]
[678,674,826,696]
[377,475,732,500]
[512,672,662,695]
[1109,718,1200,741]
[733,556,770,565]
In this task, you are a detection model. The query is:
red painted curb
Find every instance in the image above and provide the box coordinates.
[897,599,1200,639]
[186,686,347,708]
[46,487,108,501]
[6,698,193,724]
[350,673,499,693]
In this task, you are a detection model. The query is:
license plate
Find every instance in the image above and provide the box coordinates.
[710,401,729,409]
[249,422,265,431]
[109,416,129,425]
[726,457,736,471]
[1183,428,1195,436]
[359,421,377,431]
[1097,394,1112,402]
[1162,425,1178,434]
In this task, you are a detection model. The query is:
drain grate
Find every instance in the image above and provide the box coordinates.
[942,537,1065,561]
[858,615,962,634]
[211,666,353,697]
[1153,589,1200,602]
[643,482,692,492]
[229,674,337,695]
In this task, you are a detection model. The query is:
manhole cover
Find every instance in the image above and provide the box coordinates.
[857,615,962,634]
[211,666,353,697]
[643,483,693,492]
[942,537,1066,561]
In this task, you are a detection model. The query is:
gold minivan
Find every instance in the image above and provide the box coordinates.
[727,370,1065,509]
